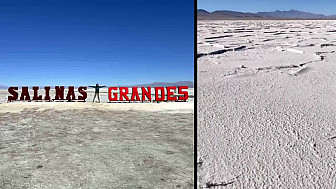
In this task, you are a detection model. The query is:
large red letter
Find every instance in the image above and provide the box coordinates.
[178,86,188,101]
[44,86,51,101]
[141,87,151,101]
[78,86,87,101]
[119,87,129,101]
[108,87,118,101]
[166,86,177,101]
[8,87,18,101]
[155,87,165,101]
[20,87,30,101]
[55,86,65,100]
[32,86,42,100]
[66,86,76,101]
[130,87,140,101]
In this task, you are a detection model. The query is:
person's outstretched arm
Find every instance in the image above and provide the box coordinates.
[88,86,95,88]
[99,85,106,88]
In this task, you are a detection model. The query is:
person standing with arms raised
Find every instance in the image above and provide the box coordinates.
[89,83,106,103]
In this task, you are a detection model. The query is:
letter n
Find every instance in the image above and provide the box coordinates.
[55,86,65,100]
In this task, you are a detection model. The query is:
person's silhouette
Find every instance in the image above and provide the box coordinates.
[89,83,106,103]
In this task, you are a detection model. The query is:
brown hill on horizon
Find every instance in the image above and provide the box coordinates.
[197,9,336,20]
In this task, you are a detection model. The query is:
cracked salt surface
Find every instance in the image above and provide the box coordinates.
[198,20,336,188]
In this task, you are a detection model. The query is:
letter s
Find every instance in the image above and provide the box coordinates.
[8,87,18,101]
[78,86,87,101]
[178,86,188,101]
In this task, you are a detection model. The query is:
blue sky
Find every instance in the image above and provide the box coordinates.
[0,0,193,86]
[198,0,336,15]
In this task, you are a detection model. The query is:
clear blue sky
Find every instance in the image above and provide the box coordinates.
[198,0,336,15]
[0,0,193,86]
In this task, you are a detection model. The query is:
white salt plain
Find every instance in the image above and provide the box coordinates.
[0,88,194,188]
[198,20,336,188]
[0,88,194,114]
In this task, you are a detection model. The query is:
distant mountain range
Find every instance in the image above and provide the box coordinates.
[129,81,194,88]
[198,9,336,20]
[0,81,195,89]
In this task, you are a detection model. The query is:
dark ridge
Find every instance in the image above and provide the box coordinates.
[204,35,233,40]
[197,46,246,58]
[198,9,336,20]
[206,181,235,188]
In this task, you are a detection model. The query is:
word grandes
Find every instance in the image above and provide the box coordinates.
[108,86,188,101]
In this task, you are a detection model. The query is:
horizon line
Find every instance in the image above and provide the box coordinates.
[198,8,334,16]
[0,80,194,87]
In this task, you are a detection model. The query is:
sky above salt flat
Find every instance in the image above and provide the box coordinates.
[0,0,194,86]
[198,0,336,15]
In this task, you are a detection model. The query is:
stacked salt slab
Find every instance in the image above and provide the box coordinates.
[198,20,336,188]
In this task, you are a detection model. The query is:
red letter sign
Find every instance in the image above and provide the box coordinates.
[108,87,118,101]
[8,87,18,101]
[155,87,165,101]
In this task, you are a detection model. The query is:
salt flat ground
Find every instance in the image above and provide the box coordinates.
[0,90,194,188]
[198,20,336,188]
